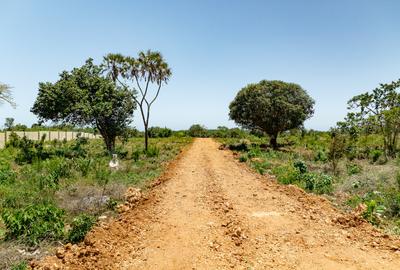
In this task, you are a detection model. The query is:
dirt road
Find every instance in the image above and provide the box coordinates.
[34,138,400,269]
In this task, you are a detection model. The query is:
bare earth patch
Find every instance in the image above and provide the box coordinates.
[32,138,400,269]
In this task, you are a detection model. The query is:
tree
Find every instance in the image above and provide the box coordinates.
[188,124,208,137]
[347,79,400,158]
[4,117,14,130]
[31,59,135,152]
[0,82,16,108]
[229,80,314,149]
[103,50,171,150]
[328,128,346,175]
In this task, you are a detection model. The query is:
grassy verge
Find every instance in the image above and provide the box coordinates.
[219,135,400,235]
[0,136,191,269]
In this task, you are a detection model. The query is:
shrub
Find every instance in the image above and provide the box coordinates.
[1,203,65,245]
[362,200,385,225]
[370,149,383,163]
[132,149,141,162]
[273,165,299,185]
[0,165,16,185]
[148,127,172,138]
[67,214,95,243]
[145,146,160,158]
[114,146,128,159]
[314,149,328,162]
[346,163,362,175]
[238,154,247,163]
[228,139,249,152]
[74,157,92,176]
[293,160,308,174]
[314,174,333,194]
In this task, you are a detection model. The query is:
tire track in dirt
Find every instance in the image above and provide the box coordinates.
[33,138,400,269]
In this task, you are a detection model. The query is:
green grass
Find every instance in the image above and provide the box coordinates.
[219,132,400,235]
[0,136,191,269]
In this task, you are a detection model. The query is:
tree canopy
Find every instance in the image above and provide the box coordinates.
[229,80,314,148]
[31,59,135,152]
[0,82,16,108]
[103,50,171,150]
[345,79,400,157]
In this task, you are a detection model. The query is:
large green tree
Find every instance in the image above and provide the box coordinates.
[0,82,16,108]
[347,79,400,157]
[31,59,135,152]
[229,80,314,149]
[102,50,171,150]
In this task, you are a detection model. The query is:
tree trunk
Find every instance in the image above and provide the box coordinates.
[144,125,149,151]
[269,133,278,150]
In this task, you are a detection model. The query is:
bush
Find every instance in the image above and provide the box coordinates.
[370,149,383,163]
[293,160,308,174]
[0,165,16,185]
[238,154,247,162]
[74,157,93,176]
[362,199,385,225]
[114,146,128,159]
[148,127,172,138]
[188,124,208,137]
[67,214,95,243]
[132,149,141,162]
[145,146,160,158]
[1,203,65,245]
[346,163,362,175]
[314,149,328,162]
[228,139,250,152]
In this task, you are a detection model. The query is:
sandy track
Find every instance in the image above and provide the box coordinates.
[34,138,400,269]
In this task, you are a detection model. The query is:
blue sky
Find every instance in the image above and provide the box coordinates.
[1,0,399,131]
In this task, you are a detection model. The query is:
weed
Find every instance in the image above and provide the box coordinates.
[239,154,247,162]
[67,214,95,243]
[1,203,65,245]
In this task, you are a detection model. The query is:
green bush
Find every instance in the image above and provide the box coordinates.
[145,146,160,158]
[74,157,93,176]
[148,127,172,138]
[346,163,362,175]
[370,149,383,163]
[314,149,328,162]
[228,140,249,152]
[293,160,308,174]
[67,214,95,243]
[1,203,65,245]
[238,154,247,162]
[362,199,385,225]
[0,165,16,185]
[132,149,141,162]
[114,146,128,159]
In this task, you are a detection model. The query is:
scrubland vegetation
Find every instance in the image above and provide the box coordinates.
[0,134,190,269]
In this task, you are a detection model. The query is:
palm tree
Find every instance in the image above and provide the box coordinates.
[0,82,16,108]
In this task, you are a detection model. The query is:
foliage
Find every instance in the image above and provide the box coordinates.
[67,214,96,243]
[229,80,314,149]
[188,124,208,137]
[328,129,346,175]
[362,200,386,226]
[0,82,16,107]
[31,59,135,152]
[145,146,160,158]
[1,203,65,245]
[103,50,172,150]
[148,126,172,138]
[346,162,362,175]
[346,79,400,157]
